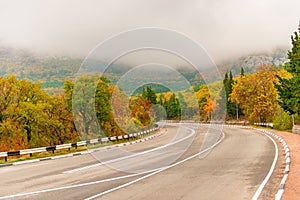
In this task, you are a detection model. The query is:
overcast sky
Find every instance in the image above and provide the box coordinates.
[0,0,299,63]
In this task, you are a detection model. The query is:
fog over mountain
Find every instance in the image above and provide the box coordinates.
[0,0,299,65]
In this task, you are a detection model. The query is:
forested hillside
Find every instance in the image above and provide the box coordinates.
[0,46,288,95]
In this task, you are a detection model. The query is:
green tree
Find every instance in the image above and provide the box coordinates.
[71,74,99,138]
[178,93,187,118]
[142,86,157,104]
[168,93,181,119]
[222,71,236,118]
[158,92,181,119]
[276,23,300,116]
[241,67,245,77]
[64,79,74,112]
[95,76,113,136]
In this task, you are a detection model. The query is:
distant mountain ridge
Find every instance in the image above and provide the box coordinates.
[218,48,288,77]
[0,46,289,94]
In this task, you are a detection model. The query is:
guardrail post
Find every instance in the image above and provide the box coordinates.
[5,156,7,162]
[71,143,77,149]
[46,146,56,154]
[30,153,33,157]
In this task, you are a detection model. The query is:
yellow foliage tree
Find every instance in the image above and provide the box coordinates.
[196,85,218,121]
[229,66,278,122]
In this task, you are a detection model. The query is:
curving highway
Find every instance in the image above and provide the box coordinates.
[0,123,279,200]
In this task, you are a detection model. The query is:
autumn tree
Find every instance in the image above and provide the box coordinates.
[0,119,27,151]
[0,76,45,122]
[47,95,78,145]
[230,66,278,122]
[111,86,131,136]
[196,85,209,118]
[196,85,217,121]
[0,76,51,147]
[0,76,78,151]
[203,97,217,121]
[130,97,152,127]
[132,86,164,124]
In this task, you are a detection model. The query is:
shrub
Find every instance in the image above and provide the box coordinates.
[273,107,293,130]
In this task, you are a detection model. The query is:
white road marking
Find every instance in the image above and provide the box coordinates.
[64,127,196,174]
[251,132,279,200]
[84,129,225,200]
[0,168,162,199]
[0,126,214,200]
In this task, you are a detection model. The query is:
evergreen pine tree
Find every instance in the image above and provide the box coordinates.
[276,22,300,115]
[241,67,245,76]
[222,71,236,119]
[142,86,157,104]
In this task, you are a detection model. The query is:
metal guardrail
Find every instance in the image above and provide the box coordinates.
[0,127,159,162]
[254,122,274,128]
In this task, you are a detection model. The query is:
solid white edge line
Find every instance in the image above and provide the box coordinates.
[84,129,225,200]
[251,132,279,200]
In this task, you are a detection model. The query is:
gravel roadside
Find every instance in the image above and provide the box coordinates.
[271,130,300,200]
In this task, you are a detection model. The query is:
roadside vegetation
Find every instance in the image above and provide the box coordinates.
[0,23,299,152]
[224,23,300,130]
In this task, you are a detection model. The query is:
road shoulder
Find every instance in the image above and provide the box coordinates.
[270,130,300,200]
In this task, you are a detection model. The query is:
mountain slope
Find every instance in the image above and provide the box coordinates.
[0,46,289,95]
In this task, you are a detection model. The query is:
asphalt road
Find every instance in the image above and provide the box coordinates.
[0,124,277,200]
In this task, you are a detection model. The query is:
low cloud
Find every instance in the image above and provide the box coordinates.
[0,0,299,63]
